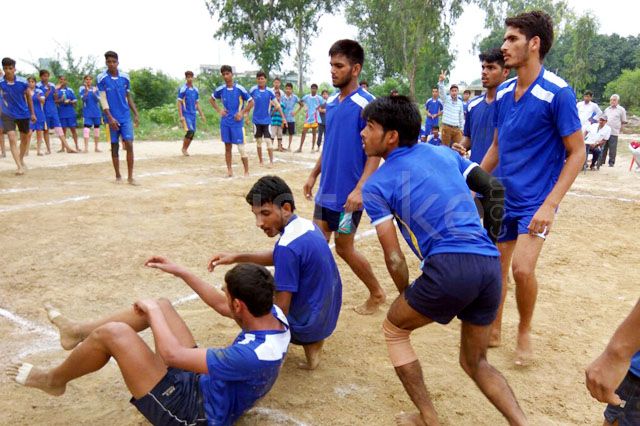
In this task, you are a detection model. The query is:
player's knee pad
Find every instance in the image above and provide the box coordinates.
[382,318,418,367]
[255,137,263,148]
[111,143,119,157]
[237,144,246,158]
[83,128,90,139]
[93,128,100,138]
[266,138,273,150]
[185,130,195,141]
[55,127,64,137]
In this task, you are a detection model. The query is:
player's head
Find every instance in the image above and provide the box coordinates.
[220,65,233,83]
[361,96,421,157]
[321,89,329,99]
[39,69,50,82]
[503,11,554,67]
[27,76,36,89]
[256,71,267,87]
[104,51,119,71]
[224,263,275,322]
[184,70,194,85]
[431,125,439,137]
[273,77,281,89]
[245,175,296,238]
[610,94,619,107]
[463,90,471,101]
[583,90,593,102]
[329,39,364,89]
[449,84,459,99]
[479,47,509,89]
[310,83,318,95]
[431,86,439,98]
[359,80,368,90]
[1,57,16,77]
[83,74,93,85]
[285,82,293,95]
[58,75,67,87]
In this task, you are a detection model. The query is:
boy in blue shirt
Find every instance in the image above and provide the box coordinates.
[210,65,252,177]
[80,75,103,153]
[177,70,206,156]
[282,83,299,151]
[37,69,75,153]
[426,125,441,146]
[480,11,584,365]
[0,58,36,175]
[294,84,322,153]
[270,90,286,151]
[424,87,443,133]
[56,75,80,152]
[360,95,525,426]
[248,71,287,166]
[27,76,49,156]
[209,176,342,370]
[8,262,289,426]
[315,89,329,151]
[98,51,140,185]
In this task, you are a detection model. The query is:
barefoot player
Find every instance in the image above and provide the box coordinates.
[37,70,76,153]
[27,77,49,156]
[79,75,103,153]
[177,71,206,156]
[248,71,287,166]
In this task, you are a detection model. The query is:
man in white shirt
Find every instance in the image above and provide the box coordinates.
[600,94,627,167]
[576,90,601,130]
[584,114,611,170]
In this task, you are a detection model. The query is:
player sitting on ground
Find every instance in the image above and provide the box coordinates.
[207,175,342,370]
[8,262,290,426]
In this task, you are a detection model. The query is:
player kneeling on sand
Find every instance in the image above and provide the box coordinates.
[209,175,342,370]
[7,263,290,426]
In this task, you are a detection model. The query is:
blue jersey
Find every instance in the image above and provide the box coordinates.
[36,82,58,116]
[177,84,199,116]
[363,144,498,261]
[631,351,640,378]
[494,67,581,212]
[0,76,30,119]
[273,216,342,343]
[32,88,46,122]
[57,87,77,119]
[249,86,275,125]
[199,306,289,426]
[465,94,497,165]
[97,70,132,122]
[301,94,322,124]
[212,83,250,128]
[281,93,299,122]
[79,86,102,119]
[424,98,443,130]
[427,135,442,146]
[317,87,374,211]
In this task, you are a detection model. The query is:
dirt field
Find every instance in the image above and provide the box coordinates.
[0,137,638,425]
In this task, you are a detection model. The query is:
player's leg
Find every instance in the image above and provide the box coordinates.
[255,125,264,165]
[69,125,80,151]
[317,123,325,150]
[238,143,249,176]
[110,124,122,181]
[83,124,90,153]
[489,240,516,347]
[224,142,233,177]
[296,127,307,152]
[125,141,136,184]
[0,127,5,157]
[300,340,324,370]
[310,126,317,152]
[6,127,24,174]
[93,124,101,152]
[36,130,45,155]
[18,121,30,166]
[263,125,274,165]
[55,126,75,153]
[24,128,31,157]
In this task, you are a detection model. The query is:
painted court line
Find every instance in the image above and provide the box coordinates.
[0,195,92,213]
[567,191,639,204]
[0,187,39,195]
[246,407,310,426]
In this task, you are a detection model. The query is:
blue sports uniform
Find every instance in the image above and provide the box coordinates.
[282,93,299,124]
[97,70,133,143]
[604,351,640,425]
[37,81,62,129]
[494,68,581,242]
[249,86,275,125]
[363,144,501,325]
[30,88,47,131]
[57,87,78,128]
[428,135,442,146]
[79,86,102,127]
[212,83,250,144]
[301,94,322,125]
[273,215,342,344]
[0,76,30,119]
[465,94,498,166]
[178,84,200,132]
[424,98,443,131]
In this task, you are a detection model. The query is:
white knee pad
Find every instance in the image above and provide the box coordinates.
[382,318,418,367]
[236,143,246,158]
[83,128,90,139]
[256,137,263,148]
[55,127,64,137]
[266,138,273,150]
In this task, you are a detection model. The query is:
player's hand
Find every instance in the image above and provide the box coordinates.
[220,109,228,117]
[303,175,317,200]
[30,114,36,124]
[344,187,363,213]
[207,253,237,272]
[134,115,140,128]
[283,121,288,128]
[107,116,120,130]
[528,202,555,236]
[585,350,628,405]
[133,299,159,316]
[439,69,446,82]
[234,111,243,121]
[451,142,467,156]
[145,255,185,277]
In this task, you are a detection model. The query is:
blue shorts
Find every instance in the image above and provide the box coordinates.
[604,371,640,426]
[109,119,134,143]
[83,117,102,127]
[220,124,244,144]
[498,208,536,243]
[131,367,207,425]
[60,116,77,128]
[184,115,196,132]
[45,113,61,129]
[30,120,46,131]
[313,204,363,233]
[405,253,501,326]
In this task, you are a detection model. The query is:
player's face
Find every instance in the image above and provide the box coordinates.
[330,54,357,89]
[186,76,193,85]
[59,76,67,87]
[432,88,438,98]
[285,86,292,95]
[463,92,470,101]
[361,120,389,157]
[41,73,49,84]
[28,79,36,90]
[257,76,267,88]
[2,65,15,80]
[322,92,328,100]
[311,86,317,95]
[222,71,233,84]
[273,80,281,89]
[583,94,592,103]
[502,27,533,68]
[105,57,118,73]
[252,203,285,238]
[432,129,439,138]
[84,76,92,87]
[481,61,506,89]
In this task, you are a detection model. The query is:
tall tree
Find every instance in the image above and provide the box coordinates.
[562,13,601,95]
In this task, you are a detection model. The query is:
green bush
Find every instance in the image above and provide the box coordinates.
[604,68,640,111]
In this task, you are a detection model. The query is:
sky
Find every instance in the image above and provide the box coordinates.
[2,0,638,91]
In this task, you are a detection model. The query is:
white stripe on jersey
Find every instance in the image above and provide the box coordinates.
[531,84,555,103]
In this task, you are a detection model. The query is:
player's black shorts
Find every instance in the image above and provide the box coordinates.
[1,114,29,134]
[313,204,363,233]
[254,124,271,139]
[283,121,296,135]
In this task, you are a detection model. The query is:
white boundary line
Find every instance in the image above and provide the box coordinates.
[0,195,92,213]
[567,191,639,204]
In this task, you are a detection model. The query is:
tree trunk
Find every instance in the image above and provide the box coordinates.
[297,22,304,95]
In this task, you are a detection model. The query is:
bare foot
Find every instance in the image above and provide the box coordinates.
[57,148,65,153]
[0,152,5,158]
[181,148,189,156]
[66,148,77,153]
[514,331,533,366]
[299,341,323,370]
[489,330,501,348]
[15,168,25,176]
[114,177,123,184]
[83,149,88,153]
[44,303,83,350]
[243,172,250,177]
[395,412,427,426]
[37,152,44,156]
[354,294,386,315]
[6,363,65,396]
[127,178,140,186]
[94,149,101,153]
[46,151,51,155]
[294,149,302,153]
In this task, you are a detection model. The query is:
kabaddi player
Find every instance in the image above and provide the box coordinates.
[56,75,80,152]
[79,75,103,153]
[209,176,342,370]
[282,83,299,151]
[361,95,526,426]
[8,263,289,425]
[424,87,443,136]
[37,70,76,153]
[480,11,584,365]
[248,71,287,166]
[27,77,49,156]
[97,51,141,185]
[294,83,322,153]
[177,71,206,156]
[303,39,386,315]
[0,70,5,158]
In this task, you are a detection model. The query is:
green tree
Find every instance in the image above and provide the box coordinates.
[128,69,180,110]
[562,13,601,95]
[604,68,640,111]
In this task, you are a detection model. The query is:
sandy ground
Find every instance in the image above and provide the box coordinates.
[0,135,638,425]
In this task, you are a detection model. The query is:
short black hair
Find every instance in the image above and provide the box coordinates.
[362,96,421,148]
[321,89,329,95]
[27,76,36,82]
[310,83,318,89]
[185,70,194,78]
[450,84,459,91]
[432,86,439,91]
[83,74,92,80]
[39,69,50,77]
[359,80,368,86]
[273,77,281,82]
[1,57,16,67]
[225,263,274,317]
[220,65,232,74]
[104,51,118,60]
[479,47,505,68]
[285,82,293,88]
[463,89,471,95]
[329,39,365,66]
[256,71,266,79]
[505,10,554,60]
[245,175,296,211]
[431,125,439,130]
[584,90,593,97]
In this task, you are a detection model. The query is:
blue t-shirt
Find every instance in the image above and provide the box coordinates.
[79,86,102,119]
[494,68,581,212]
[177,84,199,117]
[57,87,77,119]
[32,88,46,122]
[427,135,442,146]
[631,351,640,378]
[363,144,498,261]
[249,86,275,125]
[424,98,443,130]
[199,306,290,426]
[465,94,497,165]
[212,83,250,128]
[0,76,30,119]
[97,70,132,122]
[273,216,342,343]
[36,81,59,116]
[281,94,299,123]
[317,87,374,211]
[301,94,322,124]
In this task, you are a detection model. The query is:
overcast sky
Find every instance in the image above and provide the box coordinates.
[2,0,637,93]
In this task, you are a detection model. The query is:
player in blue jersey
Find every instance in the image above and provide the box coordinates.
[0,58,36,175]
[97,51,140,185]
[177,71,206,157]
[480,11,585,365]
[209,176,342,370]
[360,95,526,426]
[37,70,75,154]
[282,83,300,151]
[294,84,322,153]
[304,39,386,315]
[316,89,329,151]
[210,65,253,177]
[248,71,287,166]
[424,87,443,133]
[8,262,289,426]
[27,77,49,156]
[426,125,442,146]
[0,69,5,158]
[79,75,103,153]
[55,75,80,152]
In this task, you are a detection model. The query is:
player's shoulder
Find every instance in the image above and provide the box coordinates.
[467,94,485,112]
[67,87,75,94]
[326,91,340,105]
[235,83,249,93]
[97,70,109,83]
[249,84,258,93]
[496,76,517,101]
[119,71,130,82]
[539,69,569,92]
[350,87,374,109]
[278,216,316,248]
[178,84,188,94]
[532,69,574,104]
[214,84,225,93]
[15,76,28,85]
